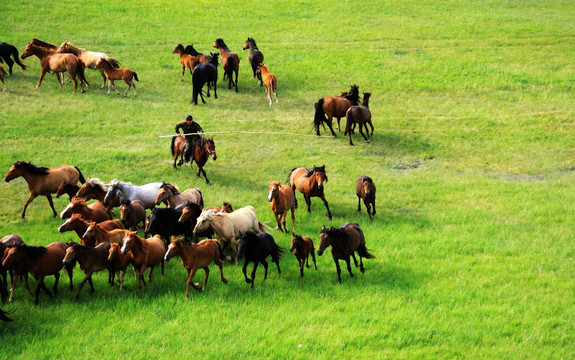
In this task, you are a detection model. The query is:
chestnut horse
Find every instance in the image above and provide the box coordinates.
[256,64,278,107]
[60,197,110,223]
[0,42,27,74]
[290,233,317,278]
[345,92,374,146]
[172,44,198,81]
[57,41,120,88]
[119,199,146,231]
[268,181,295,233]
[82,221,130,245]
[76,178,121,212]
[94,58,138,97]
[121,232,165,290]
[155,182,203,208]
[107,243,132,290]
[356,176,376,220]
[4,161,85,219]
[242,37,264,83]
[184,44,211,63]
[58,213,124,245]
[55,180,80,201]
[0,65,7,92]
[164,238,227,298]
[313,84,360,136]
[213,38,239,92]
[317,223,374,283]
[289,165,332,220]
[63,242,113,301]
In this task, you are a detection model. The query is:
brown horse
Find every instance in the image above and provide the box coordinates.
[82,221,130,245]
[268,181,295,233]
[242,37,264,82]
[356,176,376,220]
[63,242,113,301]
[107,243,132,290]
[172,44,198,81]
[120,232,165,290]
[58,213,124,245]
[313,84,360,136]
[94,58,138,97]
[1,234,25,301]
[345,92,374,146]
[256,64,278,107]
[165,238,227,298]
[290,233,317,278]
[20,41,90,93]
[193,138,218,184]
[155,182,203,208]
[57,41,120,88]
[119,199,146,231]
[2,242,74,305]
[0,65,7,92]
[171,134,187,167]
[55,180,81,201]
[4,161,86,219]
[213,38,239,92]
[76,178,121,213]
[60,197,110,223]
[289,165,332,220]
[317,223,374,283]
[184,44,211,63]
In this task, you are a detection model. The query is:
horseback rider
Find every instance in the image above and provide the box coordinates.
[175,114,204,163]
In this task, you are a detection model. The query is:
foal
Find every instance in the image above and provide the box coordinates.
[290,234,317,278]
[94,58,138,97]
[256,64,278,107]
[355,176,376,219]
[172,44,197,81]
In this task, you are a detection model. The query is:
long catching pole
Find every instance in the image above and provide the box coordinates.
[158,131,335,138]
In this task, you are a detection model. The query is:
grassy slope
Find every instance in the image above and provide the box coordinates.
[0,0,574,359]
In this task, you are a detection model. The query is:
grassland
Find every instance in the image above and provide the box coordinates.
[0,0,574,359]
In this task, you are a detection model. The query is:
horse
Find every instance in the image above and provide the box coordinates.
[191,52,218,105]
[145,205,192,244]
[288,165,332,220]
[256,64,278,107]
[76,178,121,213]
[60,197,110,223]
[107,242,132,290]
[63,242,113,301]
[0,65,7,92]
[20,41,90,93]
[345,92,374,145]
[0,234,25,300]
[94,58,138,97]
[58,213,124,245]
[0,42,27,74]
[268,181,295,233]
[172,44,198,81]
[213,38,239,92]
[193,138,217,184]
[55,180,81,201]
[356,176,376,220]
[119,199,146,231]
[290,234,317,278]
[179,202,233,241]
[193,206,267,265]
[120,232,165,290]
[184,44,211,63]
[57,41,120,88]
[237,231,282,288]
[2,242,74,305]
[4,161,86,219]
[314,84,360,136]
[317,223,375,283]
[242,37,264,83]
[154,182,203,208]
[165,238,227,298]
[103,180,162,210]
[82,221,130,246]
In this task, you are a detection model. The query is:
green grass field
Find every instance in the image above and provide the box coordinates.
[1,0,574,359]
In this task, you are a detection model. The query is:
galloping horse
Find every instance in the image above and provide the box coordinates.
[314,84,360,136]
[192,138,217,184]
[317,223,374,283]
[237,231,282,289]
[0,42,27,74]
[0,234,24,300]
[213,38,239,92]
[267,181,295,233]
[345,92,374,145]
[94,58,138,97]
[256,64,278,107]
[82,221,130,245]
[146,205,192,244]
[191,53,218,105]
[57,41,120,88]
[184,44,211,63]
[154,182,203,208]
[290,234,317,278]
[20,41,90,93]
[119,199,146,231]
[355,176,376,220]
[172,44,198,81]
[103,180,162,210]
[58,213,123,245]
[121,232,165,290]
[289,165,332,220]
[76,178,121,212]
[4,161,86,219]
[179,202,233,241]
[63,242,113,301]
[242,37,264,83]
[60,197,110,223]
[0,65,7,92]
[107,243,132,290]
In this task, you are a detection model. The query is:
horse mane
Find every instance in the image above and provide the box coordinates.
[184,44,201,56]
[248,38,258,48]
[110,179,132,186]
[215,38,230,51]
[60,41,82,54]
[99,57,114,69]
[345,84,361,106]
[130,233,149,254]
[304,166,328,182]
[238,230,259,244]
[13,161,49,175]
[161,182,180,195]
[321,226,347,239]
[184,201,202,213]
[362,176,373,184]
[18,244,47,262]
[71,197,88,205]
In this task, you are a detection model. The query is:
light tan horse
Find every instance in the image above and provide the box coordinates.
[57,41,120,88]
[94,58,138,97]
[172,44,198,81]
[154,182,203,208]
[289,165,332,220]
[120,232,165,290]
[256,64,278,107]
[4,161,85,219]
[267,181,295,233]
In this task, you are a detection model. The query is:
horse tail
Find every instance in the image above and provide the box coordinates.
[196,188,204,208]
[77,60,91,87]
[286,167,298,185]
[171,136,176,157]
[216,240,226,261]
[257,221,271,233]
[355,225,375,259]
[226,56,235,86]
[0,308,14,322]
[250,56,259,75]
[10,45,27,70]
[344,108,354,136]
[133,72,139,82]
[106,57,121,68]
[75,166,86,184]
[271,241,284,263]
[314,98,327,134]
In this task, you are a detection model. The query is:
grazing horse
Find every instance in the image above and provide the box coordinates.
[0,65,7,92]
[184,44,211,63]
[107,243,132,290]
[60,197,110,223]
[193,206,266,265]
[345,92,374,145]
[317,223,374,283]
[165,238,227,298]
[256,64,278,106]
[191,52,218,105]
[145,205,192,244]
[356,176,376,220]
[213,38,239,92]
[94,58,138,97]
[4,161,86,219]
[268,181,295,233]
[119,199,146,231]
[57,41,120,88]
[172,44,198,81]
[192,138,217,184]
[120,232,165,290]
[82,221,130,246]
[103,180,162,210]
[63,242,113,300]
[155,182,203,208]
[0,42,27,74]
[2,242,74,305]
[237,231,282,288]
[242,37,264,83]
[55,180,80,201]
[314,84,360,136]
[290,234,317,278]
[20,41,89,93]
[289,165,332,220]
[58,213,123,245]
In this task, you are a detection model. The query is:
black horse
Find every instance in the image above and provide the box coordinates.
[191,53,219,105]
[146,205,192,244]
[237,231,283,288]
[0,42,27,75]
[242,37,264,84]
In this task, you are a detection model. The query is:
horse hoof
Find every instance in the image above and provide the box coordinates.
[245,279,252,284]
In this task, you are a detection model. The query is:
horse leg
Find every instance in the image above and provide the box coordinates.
[119,270,126,290]
[99,68,107,88]
[231,237,238,265]
[147,266,155,283]
[351,252,359,268]
[250,262,260,288]
[359,124,369,143]
[234,70,239,92]
[213,81,218,99]
[65,262,74,290]
[368,120,374,139]
[365,200,372,220]
[20,193,38,219]
[131,80,137,98]
[371,199,376,217]
[201,267,209,290]
[359,252,365,273]
[290,207,296,232]
[345,256,354,278]
[75,273,91,301]
[241,261,251,284]
[45,194,58,218]
[4,56,14,75]
[304,194,311,213]
[326,117,337,137]
[123,80,131,97]
[311,250,318,270]
[299,257,305,277]
[138,265,147,290]
[281,211,288,233]
[111,80,120,96]
[181,65,185,81]
[36,69,48,88]
[8,275,18,302]
[201,166,210,185]
[51,272,60,295]
[319,194,332,221]
[186,268,201,298]
[333,258,342,283]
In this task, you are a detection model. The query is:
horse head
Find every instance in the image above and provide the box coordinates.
[104,182,123,205]
[290,233,302,252]
[121,231,138,255]
[192,210,214,237]
[268,181,281,202]
[206,138,217,161]
[4,162,21,182]
[172,44,184,54]
[312,165,328,190]
[81,221,98,243]
[164,238,182,262]
[317,225,333,256]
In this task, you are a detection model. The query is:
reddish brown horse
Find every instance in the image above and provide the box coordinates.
[119,199,146,231]
[82,221,130,245]
[171,136,217,184]
[355,176,376,220]
[313,84,360,136]
[172,44,198,81]
[58,213,124,245]
[256,64,278,107]
[60,197,110,223]
[1,234,25,301]
[184,44,211,63]
[4,161,85,219]
[120,232,165,290]
[76,178,121,213]
[164,238,227,298]
[213,38,239,92]
[345,92,374,146]
[94,58,138,97]
[63,242,113,301]
[290,234,317,278]
[289,165,332,220]
[268,181,295,233]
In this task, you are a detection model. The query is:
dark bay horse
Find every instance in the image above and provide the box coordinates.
[146,205,192,244]
[345,92,374,145]
[119,199,146,231]
[0,42,27,74]
[191,53,218,105]
[63,242,113,301]
[242,37,264,83]
[237,231,283,289]
[213,38,239,92]
[184,44,211,63]
[268,181,295,233]
[107,243,132,290]
[356,176,376,220]
[290,234,317,278]
[289,165,332,220]
[4,161,85,219]
[314,84,360,136]
[317,223,374,283]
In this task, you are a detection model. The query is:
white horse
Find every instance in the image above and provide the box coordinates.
[103,180,162,210]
